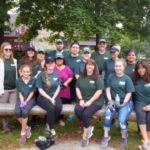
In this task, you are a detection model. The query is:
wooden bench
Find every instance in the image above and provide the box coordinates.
[0,104,137,122]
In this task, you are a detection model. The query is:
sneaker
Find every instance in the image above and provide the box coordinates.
[26,126,32,139]
[20,134,27,145]
[120,138,128,148]
[100,136,111,148]
[81,139,89,147]
[87,126,94,139]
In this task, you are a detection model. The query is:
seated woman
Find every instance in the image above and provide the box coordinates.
[100,59,135,148]
[36,56,62,137]
[75,59,104,147]
[133,60,150,150]
[15,64,36,145]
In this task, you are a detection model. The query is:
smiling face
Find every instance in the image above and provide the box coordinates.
[21,65,31,79]
[127,51,136,64]
[115,60,125,75]
[55,58,64,66]
[3,44,12,59]
[98,42,107,52]
[27,49,35,58]
[82,52,91,61]
[56,43,64,52]
[71,44,80,55]
[86,63,95,75]
[46,62,55,73]
[137,65,146,77]
[37,52,45,61]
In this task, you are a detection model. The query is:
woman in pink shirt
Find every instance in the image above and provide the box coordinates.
[54,52,74,126]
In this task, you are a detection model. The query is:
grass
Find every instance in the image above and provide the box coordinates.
[0,116,141,150]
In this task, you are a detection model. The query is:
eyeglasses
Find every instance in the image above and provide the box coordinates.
[4,48,13,52]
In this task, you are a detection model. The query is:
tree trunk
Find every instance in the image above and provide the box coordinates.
[0,29,4,45]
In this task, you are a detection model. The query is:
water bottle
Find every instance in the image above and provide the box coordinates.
[115,94,120,108]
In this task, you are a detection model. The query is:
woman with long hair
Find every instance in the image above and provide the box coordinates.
[36,56,62,137]
[75,59,104,147]
[133,60,150,150]
[0,42,17,132]
[100,59,135,148]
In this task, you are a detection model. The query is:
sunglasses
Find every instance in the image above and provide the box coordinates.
[38,51,45,54]
[4,48,13,52]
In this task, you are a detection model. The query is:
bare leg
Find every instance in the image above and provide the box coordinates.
[83,127,88,139]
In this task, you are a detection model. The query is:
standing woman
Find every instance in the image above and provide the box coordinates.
[133,60,150,150]
[75,59,104,147]
[0,42,17,132]
[15,64,36,144]
[125,49,137,78]
[18,45,42,78]
[54,52,73,126]
[104,45,121,82]
[100,59,135,148]
[36,56,62,136]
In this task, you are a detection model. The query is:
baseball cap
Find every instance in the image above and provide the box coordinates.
[110,45,121,53]
[55,52,64,59]
[56,39,63,44]
[83,47,91,53]
[45,56,54,63]
[37,48,45,53]
[99,39,106,44]
[26,45,35,51]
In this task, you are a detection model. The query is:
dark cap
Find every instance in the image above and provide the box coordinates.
[55,52,64,59]
[110,45,121,53]
[56,39,63,44]
[26,45,35,51]
[45,56,54,63]
[99,39,106,44]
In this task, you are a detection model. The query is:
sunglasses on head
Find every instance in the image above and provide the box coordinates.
[4,48,12,52]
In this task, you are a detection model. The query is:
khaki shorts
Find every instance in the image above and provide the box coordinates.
[0,89,17,104]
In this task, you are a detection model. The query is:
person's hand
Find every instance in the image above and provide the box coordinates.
[79,100,85,108]
[63,82,68,87]
[117,102,127,108]
[143,105,150,111]
[107,100,115,112]
[50,98,56,105]
[84,101,92,107]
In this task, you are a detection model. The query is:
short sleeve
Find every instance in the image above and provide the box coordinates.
[105,74,112,88]
[125,76,135,93]
[76,77,81,88]
[16,79,21,92]
[96,76,104,90]
[74,65,80,75]
[36,72,43,88]
[31,78,36,92]
[66,66,74,77]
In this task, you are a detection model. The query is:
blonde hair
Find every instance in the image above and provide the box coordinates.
[0,42,14,62]
[44,70,51,90]
[115,58,127,67]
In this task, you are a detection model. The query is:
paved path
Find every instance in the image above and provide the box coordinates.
[19,140,116,150]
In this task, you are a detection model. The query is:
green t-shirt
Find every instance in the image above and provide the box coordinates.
[106,73,135,103]
[74,60,86,76]
[65,54,83,74]
[125,63,135,78]
[134,78,150,105]
[91,51,111,74]
[36,72,60,97]
[4,59,16,90]
[16,77,36,99]
[76,76,105,106]
[104,58,115,79]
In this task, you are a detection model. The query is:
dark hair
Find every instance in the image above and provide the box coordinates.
[133,60,150,84]
[82,59,99,80]
[127,49,136,56]
[70,41,80,48]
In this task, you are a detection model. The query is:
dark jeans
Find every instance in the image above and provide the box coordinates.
[75,103,101,128]
[15,98,36,118]
[37,95,62,129]
[70,78,76,102]
[135,101,150,131]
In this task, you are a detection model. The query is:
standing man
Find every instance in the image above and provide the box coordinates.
[91,39,111,76]
[47,39,69,59]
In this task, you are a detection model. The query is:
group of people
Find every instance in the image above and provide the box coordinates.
[0,39,150,150]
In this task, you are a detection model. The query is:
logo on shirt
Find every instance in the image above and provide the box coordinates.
[28,85,32,88]
[104,57,109,60]
[11,64,15,67]
[76,59,81,62]
[132,69,135,72]
[53,77,58,81]
[144,83,150,87]
[119,81,125,86]
[89,80,95,84]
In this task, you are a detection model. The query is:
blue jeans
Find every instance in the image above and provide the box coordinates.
[103,100,133,133]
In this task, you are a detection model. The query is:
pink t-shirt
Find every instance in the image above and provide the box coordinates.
[54,65,74,99]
